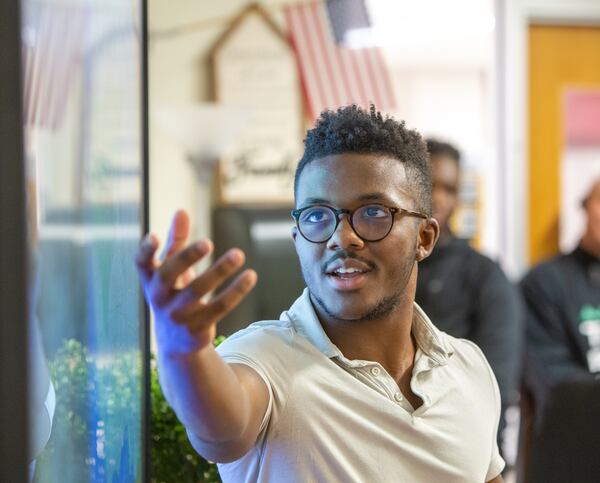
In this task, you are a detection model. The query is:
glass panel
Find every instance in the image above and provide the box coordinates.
[23,0,146,481]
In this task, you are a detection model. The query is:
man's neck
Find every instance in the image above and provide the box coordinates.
[315,291,417,383]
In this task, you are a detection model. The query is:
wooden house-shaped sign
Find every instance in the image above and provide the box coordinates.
[210,3,304,204]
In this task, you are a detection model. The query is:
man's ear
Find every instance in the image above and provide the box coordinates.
[292,226,298,243]
[415,218,439,262]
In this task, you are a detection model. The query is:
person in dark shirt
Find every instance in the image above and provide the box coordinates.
[416,139,523,447]
[521,179,600,422]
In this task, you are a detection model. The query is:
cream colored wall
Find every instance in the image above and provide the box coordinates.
[389,67,497,256]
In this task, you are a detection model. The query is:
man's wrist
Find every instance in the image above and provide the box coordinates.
[158,342,214,365]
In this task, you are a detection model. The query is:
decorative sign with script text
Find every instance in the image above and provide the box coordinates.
[210,4,304,204]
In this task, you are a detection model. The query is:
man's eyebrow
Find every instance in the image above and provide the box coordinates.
[301,197,330,205]
[356,193,388,202]
[300,193,395,206]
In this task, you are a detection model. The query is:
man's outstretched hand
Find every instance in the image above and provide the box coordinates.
[135,210,257,357]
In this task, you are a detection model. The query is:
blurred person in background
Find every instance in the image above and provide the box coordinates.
[416,139,524,451]
[521,178,600,423]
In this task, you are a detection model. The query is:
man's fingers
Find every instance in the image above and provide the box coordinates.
[191,269,257,329]
[155,239,213,295]
[135,234,159,280]
[173,248,247,307]
[162,209,190,260]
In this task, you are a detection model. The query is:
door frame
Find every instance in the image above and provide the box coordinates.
[0,0,151,479]
[0,0,29,480]
[495,0,600,276]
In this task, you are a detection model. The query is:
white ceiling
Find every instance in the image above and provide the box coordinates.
[357,0,495,68]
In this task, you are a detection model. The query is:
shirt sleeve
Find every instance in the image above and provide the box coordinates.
[483,351,506,481]
[486,450,505,482]
[461,339,506,481]
[215,322,291,437]
[219,351,273,435]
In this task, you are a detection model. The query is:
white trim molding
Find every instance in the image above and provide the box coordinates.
[496,0,600,278]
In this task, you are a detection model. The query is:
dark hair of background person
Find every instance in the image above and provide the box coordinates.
[294,104,433,216]
[426,139,461,165]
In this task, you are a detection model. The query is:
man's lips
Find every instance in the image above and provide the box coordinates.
[326,271,369,291]
[323,257,374,290]
[324,258,373,276]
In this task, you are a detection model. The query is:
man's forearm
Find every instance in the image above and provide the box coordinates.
[158,345,252,443]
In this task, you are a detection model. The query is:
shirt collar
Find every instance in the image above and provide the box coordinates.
[282,288,341,358]
[281,288,454,367]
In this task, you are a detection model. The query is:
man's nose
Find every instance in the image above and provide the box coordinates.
[326,216,364,250]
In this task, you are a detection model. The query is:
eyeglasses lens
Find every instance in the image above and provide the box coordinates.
[298,205,393,242]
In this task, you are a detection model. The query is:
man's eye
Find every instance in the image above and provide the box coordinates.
[364,206,386,217]
[302,209,330,223]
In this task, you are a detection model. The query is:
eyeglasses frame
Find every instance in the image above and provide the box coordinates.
[291,203,428,243]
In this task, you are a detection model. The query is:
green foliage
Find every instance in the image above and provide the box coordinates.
[35,339,142,483]
[35,340,90,482]
[35,337,228,483]
[149,336,226,483]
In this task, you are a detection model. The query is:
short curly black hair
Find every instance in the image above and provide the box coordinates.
[294,104,432,215]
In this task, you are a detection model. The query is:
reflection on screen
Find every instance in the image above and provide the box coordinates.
[23,1,145,481]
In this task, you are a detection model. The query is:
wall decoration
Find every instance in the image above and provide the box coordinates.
[210,3,304,204]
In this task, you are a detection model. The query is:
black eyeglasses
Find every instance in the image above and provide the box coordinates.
[291,203,428,243]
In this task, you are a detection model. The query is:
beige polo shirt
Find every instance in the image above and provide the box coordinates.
[216,289,505,482]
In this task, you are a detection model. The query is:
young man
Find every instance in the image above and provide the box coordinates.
[521,179,600,422]
[415,140,523,448]
[136,106,505,482]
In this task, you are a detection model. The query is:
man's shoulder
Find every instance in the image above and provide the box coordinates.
[449,335,489,362]
[521,252,571,287]
[446,238,506,274]
[442,332,498,386]
[461,242,506,272]
[448,243,513,292]
[217,319,296,352]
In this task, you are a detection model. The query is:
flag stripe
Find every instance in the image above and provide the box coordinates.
[361,48,383,108]
[285,6,325,119]
[338,47,361,109]
[315,2,354,107]
[39,9,60,127]
[347,47,368,106]
[296,4,327,117]
[23,4,83,130]
[284,1,396,121]
[299,4,336,112]
[356,48,378,107]
[311,2,346,107]
[284,7,313,118]
[27,7,49,126]
[374,47,396,109]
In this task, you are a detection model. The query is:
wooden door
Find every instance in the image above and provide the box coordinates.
[528,25,600,263]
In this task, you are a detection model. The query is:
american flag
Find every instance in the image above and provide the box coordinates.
[283,0,396,122]
[22,4,84,130]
